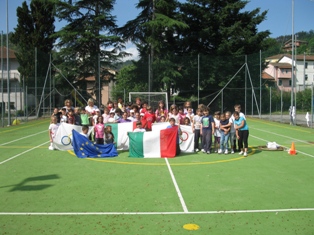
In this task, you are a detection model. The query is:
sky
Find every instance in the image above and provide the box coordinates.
[0,0,314,59]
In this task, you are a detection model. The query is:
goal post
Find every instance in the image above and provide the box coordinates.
[129,92,168,110]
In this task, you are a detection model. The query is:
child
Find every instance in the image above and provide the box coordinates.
[74,107,82,126]
[167,118,182,156]
[104,125,115,144]
[127,110,136,121]
[142,105,156,131]
[213,111,221,153]
[218,113,230,154]
[80,125,89,138]
[108,111,116,123]
[114,108,123,122]
[48,116,60,150]
[92,109,102,126]
[107,100,114,112]
[140,102,148,115]
[168,106,180,125]
[183,117,191,126]
[185,107,195,122]
[178,106,186,125]
[102,107,110,124]
[118,112,132,123]
[232,104,246,152]
[200,107,215,154]
[159,115,166,123]
[233,111,249,157]
[192,108,203,152]
[60,108,67,123]
[183,101,193,114]
[224,111,235,154]
[51,107,61,123]
[155,100,168,122]
[94,116,105,145]
[67,109,75,124]
[80,108,90,126]
[133,121,146,132]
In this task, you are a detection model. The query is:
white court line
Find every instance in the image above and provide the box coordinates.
[0,130,47,146]
[1,208,314,216]
[250,134,314,158]
[252,127,313,146]
[165,158,188,213]
[0,141,50,165]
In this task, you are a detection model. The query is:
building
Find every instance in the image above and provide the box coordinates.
[282,39,308,52]
[0,46,28,113]
[262,54,314,91]
[79,68,117,106]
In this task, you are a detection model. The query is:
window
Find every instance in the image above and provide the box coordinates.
[7,102,15,110]
[305,74,308,81]
[278,79,282,86]
[289,80,292,86]
[305,62,308,69]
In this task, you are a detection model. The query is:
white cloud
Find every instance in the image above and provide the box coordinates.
[123,42,139,61]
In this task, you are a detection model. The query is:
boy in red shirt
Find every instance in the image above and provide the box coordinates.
[141,105,156,131]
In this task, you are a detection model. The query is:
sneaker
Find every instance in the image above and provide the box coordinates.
[243,152,247,157]
[207,151,210,154]
[218,149,222,154]
[231,150,235,154]
[239,151,244,155]
[224,150,228,154]
[201,149,205,153]
[195,148,199,152]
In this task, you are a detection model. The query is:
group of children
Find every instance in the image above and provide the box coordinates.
[192,104,249,156]
[49,98,249,156]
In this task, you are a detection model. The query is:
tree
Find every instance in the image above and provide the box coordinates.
[10,0,55,88]
[172,0,271,105]
[53,0,128,105]
[118,0,188,95]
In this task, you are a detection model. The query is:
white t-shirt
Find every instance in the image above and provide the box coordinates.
[214,118,221,137]
[85,105,98,114]
[193,115,202,130]
[49,123,60,139]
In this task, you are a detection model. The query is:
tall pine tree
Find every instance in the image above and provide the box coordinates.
[11,0,55,88]
[53,0,127,105]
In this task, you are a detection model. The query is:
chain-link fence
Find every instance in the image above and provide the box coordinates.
[1,47,313,127]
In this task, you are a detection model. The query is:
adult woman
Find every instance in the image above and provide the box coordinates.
[63,99,74,113]
[85,98,98,125]
[233,111,249,157]
[85,98,98,115]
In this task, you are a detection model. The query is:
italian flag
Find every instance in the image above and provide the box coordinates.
[128,126,178,158]
[108,122,137,150]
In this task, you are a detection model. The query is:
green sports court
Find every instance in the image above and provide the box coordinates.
[0,117,314,234]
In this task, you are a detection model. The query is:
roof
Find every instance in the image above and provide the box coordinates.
[266,54,314,62]
[0,46,16,59]
[283,54,314,61]
[271,63,292,69]
[262,72,275,80]
[81,69,117,82]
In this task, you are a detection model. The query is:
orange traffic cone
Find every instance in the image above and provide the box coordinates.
[289,142,296,155]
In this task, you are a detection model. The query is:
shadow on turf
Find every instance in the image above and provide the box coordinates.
[0,174,60,192]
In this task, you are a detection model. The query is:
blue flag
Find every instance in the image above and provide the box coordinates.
[72,130,118,158]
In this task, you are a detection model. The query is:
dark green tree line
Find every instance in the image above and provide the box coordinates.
[11,0,55,88]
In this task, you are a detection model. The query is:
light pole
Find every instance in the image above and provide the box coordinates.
[6,0,11,126]
[291,0,295,125]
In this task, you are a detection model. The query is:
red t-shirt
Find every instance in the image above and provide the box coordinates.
[142,112,156,130]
